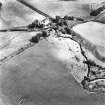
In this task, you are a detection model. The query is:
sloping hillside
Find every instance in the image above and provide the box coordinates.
[1,0,105,105]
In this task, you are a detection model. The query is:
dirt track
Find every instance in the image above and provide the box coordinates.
[1,0,105,105]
